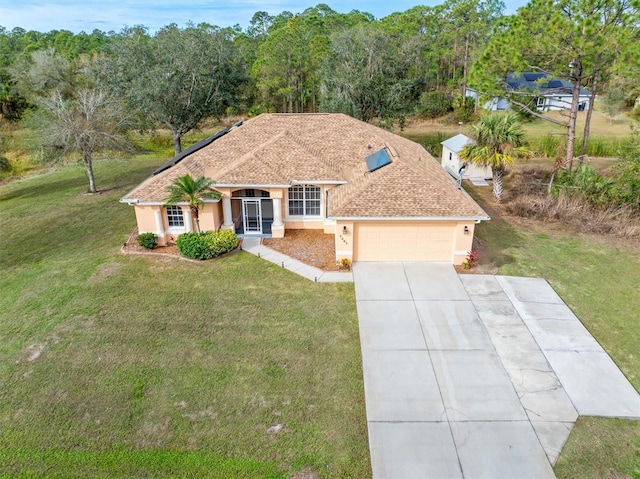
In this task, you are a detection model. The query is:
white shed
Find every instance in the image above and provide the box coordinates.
[440,134,492,181]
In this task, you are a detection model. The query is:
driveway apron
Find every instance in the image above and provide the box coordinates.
[354,262,640,479]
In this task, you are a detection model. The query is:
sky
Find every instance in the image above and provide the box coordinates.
[0,0,529,34]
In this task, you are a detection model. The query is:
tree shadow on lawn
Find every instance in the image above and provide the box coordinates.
[0,174,89,202]
[0,159,156,202]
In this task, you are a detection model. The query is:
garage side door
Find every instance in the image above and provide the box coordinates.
[354,222,455,262]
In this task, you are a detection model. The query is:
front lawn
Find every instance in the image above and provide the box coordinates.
[0,157,370,478]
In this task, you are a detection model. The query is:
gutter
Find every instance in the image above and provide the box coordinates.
[290,180,347,185]
[214,183,291,188]
[327,215,491,221]
[119,199,221,206]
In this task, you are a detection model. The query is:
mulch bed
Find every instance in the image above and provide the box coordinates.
[121,228,181,256]
[121,228,338,271]
[263,229,340,272]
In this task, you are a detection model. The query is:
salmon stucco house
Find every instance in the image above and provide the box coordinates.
[121,113,489,264]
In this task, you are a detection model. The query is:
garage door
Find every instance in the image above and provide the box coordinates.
[354,222,455,262]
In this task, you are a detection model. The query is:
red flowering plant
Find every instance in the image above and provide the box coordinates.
[462,250,477,270]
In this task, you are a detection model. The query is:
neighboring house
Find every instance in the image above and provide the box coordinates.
[121,114,489,264]
[467,72,591,112]
[441,133,492,181]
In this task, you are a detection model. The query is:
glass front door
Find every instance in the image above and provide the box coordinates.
[242,199,262,234]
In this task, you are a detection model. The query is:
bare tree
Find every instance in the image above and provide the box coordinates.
[39,88,130,193]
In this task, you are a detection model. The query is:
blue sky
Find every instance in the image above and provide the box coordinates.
[0,1,528,34]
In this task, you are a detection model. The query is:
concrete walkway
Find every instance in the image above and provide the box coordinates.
[241,237,353,283]
[354,262,640,479]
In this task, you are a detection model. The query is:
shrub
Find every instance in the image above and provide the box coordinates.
[452,95,476,123]
[338,258,351,270]
[176,230,238,260]
[613,130,640,209]
[0,155,11,172]
[404,132,449,157]
[136,232,157,250]
[554,164,617,206]
[247,105,263,118]
[177,232,214,260]
[416,91,454,119]
[534,134,563,158]
[581,136,621,158]
[461,250,477,270]
[204,229,239,257]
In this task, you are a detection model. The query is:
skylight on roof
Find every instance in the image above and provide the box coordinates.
[548,80,563,88]
[365,148,392,173]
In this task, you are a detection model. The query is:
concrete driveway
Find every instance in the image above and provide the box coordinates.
[353,262,640,479]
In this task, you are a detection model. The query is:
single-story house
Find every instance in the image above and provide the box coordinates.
[121,113,489,264]
[467,72,591,112]
[441,133,492,181]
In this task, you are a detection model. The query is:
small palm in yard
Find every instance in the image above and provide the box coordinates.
[165,174,221,233]
[460,113,530,201]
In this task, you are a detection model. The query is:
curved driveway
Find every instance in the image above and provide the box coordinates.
[354,262,640,479]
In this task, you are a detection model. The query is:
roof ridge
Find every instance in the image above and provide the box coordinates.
[283,130,346,179]
[327,161,371,215]
[210,130,287,180]
[252,150,290,183]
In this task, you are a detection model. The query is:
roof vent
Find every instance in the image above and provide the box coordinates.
[365,148,392,173]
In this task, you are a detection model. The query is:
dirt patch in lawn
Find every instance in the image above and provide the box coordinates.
[263,230,340,272]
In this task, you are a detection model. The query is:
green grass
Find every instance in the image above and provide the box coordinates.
[467,184,640,478]
[3,139,639,478]
[520,105,635,138]
[400,106,635,160]
[554,417,640,479]
[401,131,450,158]
[0,155,370,478]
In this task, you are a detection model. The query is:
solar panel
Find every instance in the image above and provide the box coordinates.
[365,148,392,172]
[151,121,242,176]
[523,72,545,81]
[507,82,519,90]
[548,80,563,88]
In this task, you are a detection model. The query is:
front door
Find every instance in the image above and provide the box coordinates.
[242,199,262,234]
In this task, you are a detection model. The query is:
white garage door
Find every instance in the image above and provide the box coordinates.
[354,222,455,262]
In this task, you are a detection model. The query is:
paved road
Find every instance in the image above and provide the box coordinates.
[353,262,640,479]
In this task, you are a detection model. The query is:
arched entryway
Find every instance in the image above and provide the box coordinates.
[231,189,273,235]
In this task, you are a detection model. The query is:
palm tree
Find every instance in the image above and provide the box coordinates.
[164,174,221,233]
[459,113,530,201]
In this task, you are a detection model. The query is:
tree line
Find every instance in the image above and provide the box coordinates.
[0,1,639,193]
[0,2,505,133]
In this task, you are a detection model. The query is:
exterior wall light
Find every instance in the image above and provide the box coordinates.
[343,226,348,235]
[464,226,470,235]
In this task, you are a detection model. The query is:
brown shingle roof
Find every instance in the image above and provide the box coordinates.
[122,113,488,219]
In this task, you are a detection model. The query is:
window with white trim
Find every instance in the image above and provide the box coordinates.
[166,205,184,227]
[288,185,321,217]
